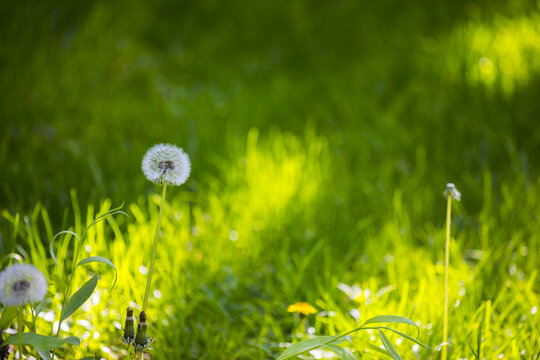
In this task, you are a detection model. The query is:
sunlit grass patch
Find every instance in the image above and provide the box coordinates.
[203,128,330,251]
[442,12,540,95]
[2,158,539,358]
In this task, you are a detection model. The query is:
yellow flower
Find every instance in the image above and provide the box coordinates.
[287,302,317,315]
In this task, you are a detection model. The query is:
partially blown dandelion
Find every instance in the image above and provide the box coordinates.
[444,183,461,201]
[0,264,47,306]
[142,143,191,185]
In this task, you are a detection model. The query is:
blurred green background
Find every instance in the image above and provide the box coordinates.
[1,0,539,359]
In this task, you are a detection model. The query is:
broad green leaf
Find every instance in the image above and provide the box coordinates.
[325,344,358,360]
[0,306,17,329]
[4,333,80,351]
[78,357,95,360]
[50,230,80,270]
[379,330,401,360]
[34,298,52,317]
[60,275,99,322]
[77,256,117,289]
[277,335,344,360]
[362,315,419,337]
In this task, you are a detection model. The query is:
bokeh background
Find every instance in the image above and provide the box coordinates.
[1,0,539,359]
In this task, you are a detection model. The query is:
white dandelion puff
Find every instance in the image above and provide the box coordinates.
[444,183,461,201]
[142,143,191,186]
[0,264,48,306]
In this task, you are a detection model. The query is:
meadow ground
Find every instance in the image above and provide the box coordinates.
[0,0,539,359]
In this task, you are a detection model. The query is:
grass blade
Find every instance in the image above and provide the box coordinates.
[50,230,79,270]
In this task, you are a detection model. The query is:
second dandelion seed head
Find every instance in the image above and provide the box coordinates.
[444,183,461,201]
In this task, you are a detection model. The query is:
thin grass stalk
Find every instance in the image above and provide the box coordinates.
[142,179,167,312]
[52,233,81,360]
[30,304,38,358]
[442,194,452,360]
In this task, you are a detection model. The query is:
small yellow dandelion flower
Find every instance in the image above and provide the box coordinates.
[287,302,317,315]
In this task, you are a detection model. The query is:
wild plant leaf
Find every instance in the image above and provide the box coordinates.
[0,306,17,329]
[60,275,99,322]
[362,315,419,337]
[277,335,344,360]
[77,256,117,289]
[325,344,358,360]
[77,357,95,360]
[375,326,430,349]
[34,298,52,317]
[379,330,401,360]
[4,332,80,351]
[36,348,52,360]
[50,230,80,270]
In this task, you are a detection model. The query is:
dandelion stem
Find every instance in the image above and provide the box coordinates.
[142,179,168,312]
[442,194,452,360]
[17,306,23,359]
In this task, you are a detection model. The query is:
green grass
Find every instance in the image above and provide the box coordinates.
[1,0,539,359]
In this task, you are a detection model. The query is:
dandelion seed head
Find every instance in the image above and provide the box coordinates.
[444,183,461,201]
[0,264,47,306]
[142,143,191,186]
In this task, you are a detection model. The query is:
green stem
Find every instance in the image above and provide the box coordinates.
[442,194,452,360]
[18,306,23,359]
[142,180,168,312]
[29,304,36,333]
[29,304,38,358]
